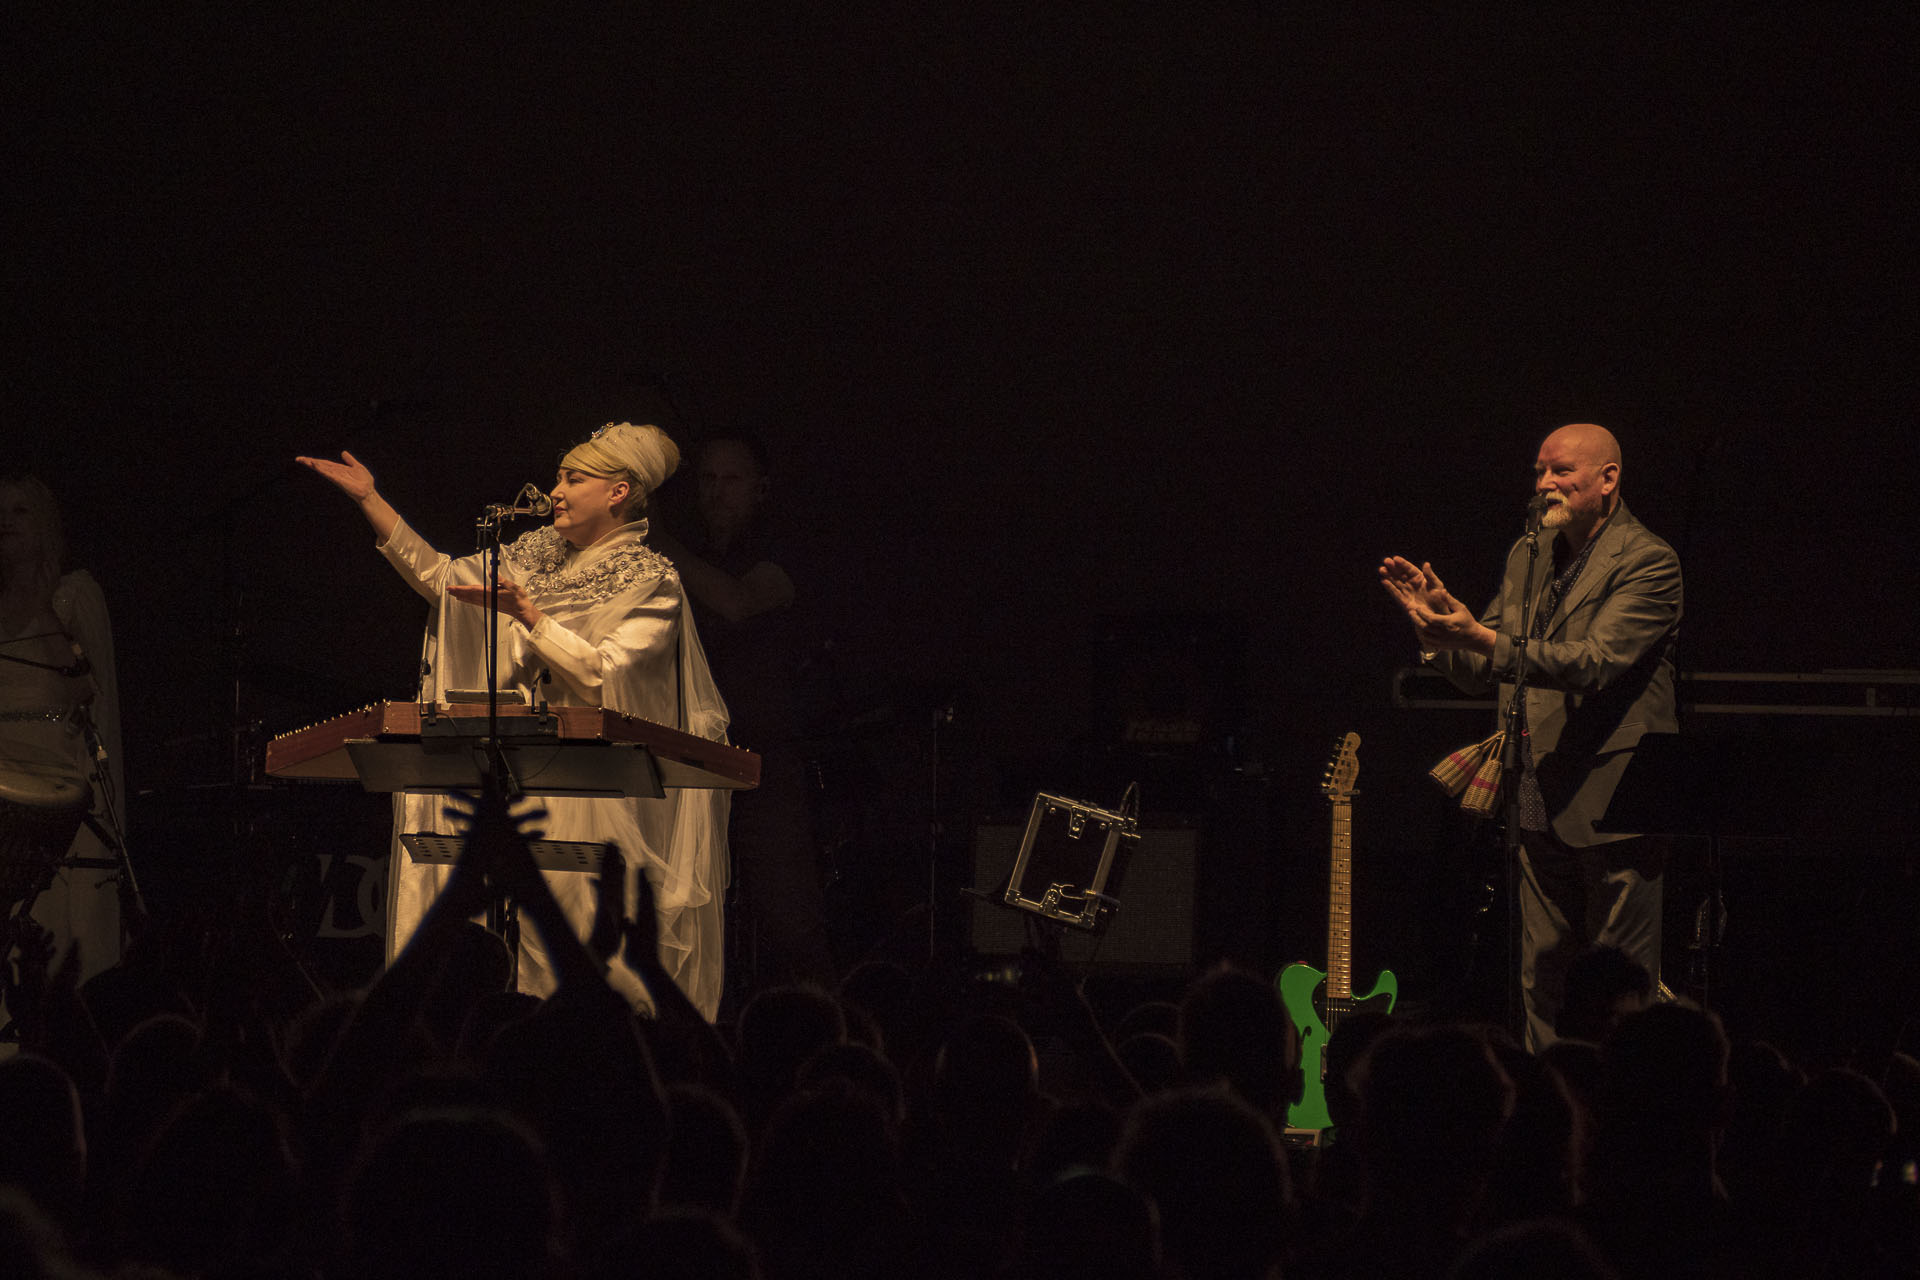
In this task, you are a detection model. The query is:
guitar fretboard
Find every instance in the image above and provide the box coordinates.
[1326,795,1353,1001]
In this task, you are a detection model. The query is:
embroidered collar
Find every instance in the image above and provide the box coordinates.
[505,525,671,606]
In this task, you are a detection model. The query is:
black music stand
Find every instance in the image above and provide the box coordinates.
[399,832,605,872]
[963,788,1143,975]
[346,735,665,799]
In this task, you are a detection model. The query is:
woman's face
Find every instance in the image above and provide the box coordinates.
[548,468,632,547]
[0,486,47,563]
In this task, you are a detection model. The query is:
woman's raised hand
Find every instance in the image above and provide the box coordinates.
[296,450,378,502]
[296,450,400,541]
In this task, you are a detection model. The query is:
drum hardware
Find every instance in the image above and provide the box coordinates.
[0,755,91,917]
[75,701,143,914]
[0,742,134,1043]
[1,630,146,994]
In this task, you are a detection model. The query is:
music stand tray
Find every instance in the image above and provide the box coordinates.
[399,833,605,873]
[346,739,664,798]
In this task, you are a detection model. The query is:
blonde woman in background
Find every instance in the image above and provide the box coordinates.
[0,475,125,1041]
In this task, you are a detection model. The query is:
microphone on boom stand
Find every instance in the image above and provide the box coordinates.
[484,484,552,521]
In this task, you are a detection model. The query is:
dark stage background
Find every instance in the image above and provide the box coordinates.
[7,7,1917,1059]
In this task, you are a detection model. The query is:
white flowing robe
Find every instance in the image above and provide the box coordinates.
[376,517,730,1019]
[0,570,123,987]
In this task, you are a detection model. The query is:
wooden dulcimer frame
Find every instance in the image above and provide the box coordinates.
[265,700,760,797]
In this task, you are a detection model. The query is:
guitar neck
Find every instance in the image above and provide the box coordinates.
[1326,795,1353,1001]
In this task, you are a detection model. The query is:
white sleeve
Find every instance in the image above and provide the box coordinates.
[376,517,469,604]
[524,585,679,707]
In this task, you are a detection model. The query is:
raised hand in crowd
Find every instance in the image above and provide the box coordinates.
[3,916,108,1099]
[3,913,59,1048]
[454,787,606,995]
[1019,941,1142,1106]
[587,842,625,969]
[613,850,735,1092]
[617,852,707,1031]
[305,786,544,1142]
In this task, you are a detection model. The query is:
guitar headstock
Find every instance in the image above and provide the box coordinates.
[1322,731,1361,801]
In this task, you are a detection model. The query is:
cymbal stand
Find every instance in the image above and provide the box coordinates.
[74,702,146,928]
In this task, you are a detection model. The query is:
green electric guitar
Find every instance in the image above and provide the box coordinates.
[1277,732,1397,1133]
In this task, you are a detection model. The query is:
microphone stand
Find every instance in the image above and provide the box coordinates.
[475,505,516,800]
[471,490,548,979]
[472,486,553,796]
[1503,504,1545,1043]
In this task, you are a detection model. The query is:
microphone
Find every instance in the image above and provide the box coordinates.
[1525,492,1552,532]
[483,484,553,520]
[515,483,553,517]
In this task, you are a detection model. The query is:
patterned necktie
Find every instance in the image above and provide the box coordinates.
[1514,536,1599,832]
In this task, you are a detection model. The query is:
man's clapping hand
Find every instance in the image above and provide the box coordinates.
[1378,556,1495,654]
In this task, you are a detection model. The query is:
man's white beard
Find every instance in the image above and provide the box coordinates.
[1540,500,1571,529]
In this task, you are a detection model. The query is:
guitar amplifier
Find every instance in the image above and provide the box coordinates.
[970,817,1198,969]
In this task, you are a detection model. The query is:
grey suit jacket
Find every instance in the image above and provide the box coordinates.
[1431,502,1682,846]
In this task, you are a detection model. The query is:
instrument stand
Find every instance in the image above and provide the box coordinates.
[719,842,757,1021]
[1,755,141,1047]
[927,697,954,964]
[78,709,148,933]
[1022,909,1070,970]
[0,685,148,981]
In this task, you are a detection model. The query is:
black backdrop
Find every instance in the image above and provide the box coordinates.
[8,7,1916,1056]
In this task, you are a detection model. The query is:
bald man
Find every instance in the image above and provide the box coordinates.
[1380,424,1682,1051]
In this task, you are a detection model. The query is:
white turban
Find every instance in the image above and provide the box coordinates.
[560,422,681,501]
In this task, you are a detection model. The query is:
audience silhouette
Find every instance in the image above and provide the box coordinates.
[0,791,1911,1280]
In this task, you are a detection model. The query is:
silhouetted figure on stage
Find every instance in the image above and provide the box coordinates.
[654,434,834,994]
[1556,942,1655,1045]
[1381,423,1681,1052]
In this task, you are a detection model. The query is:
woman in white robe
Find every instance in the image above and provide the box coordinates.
[0,476,125,996]
[299,424,730,1018]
